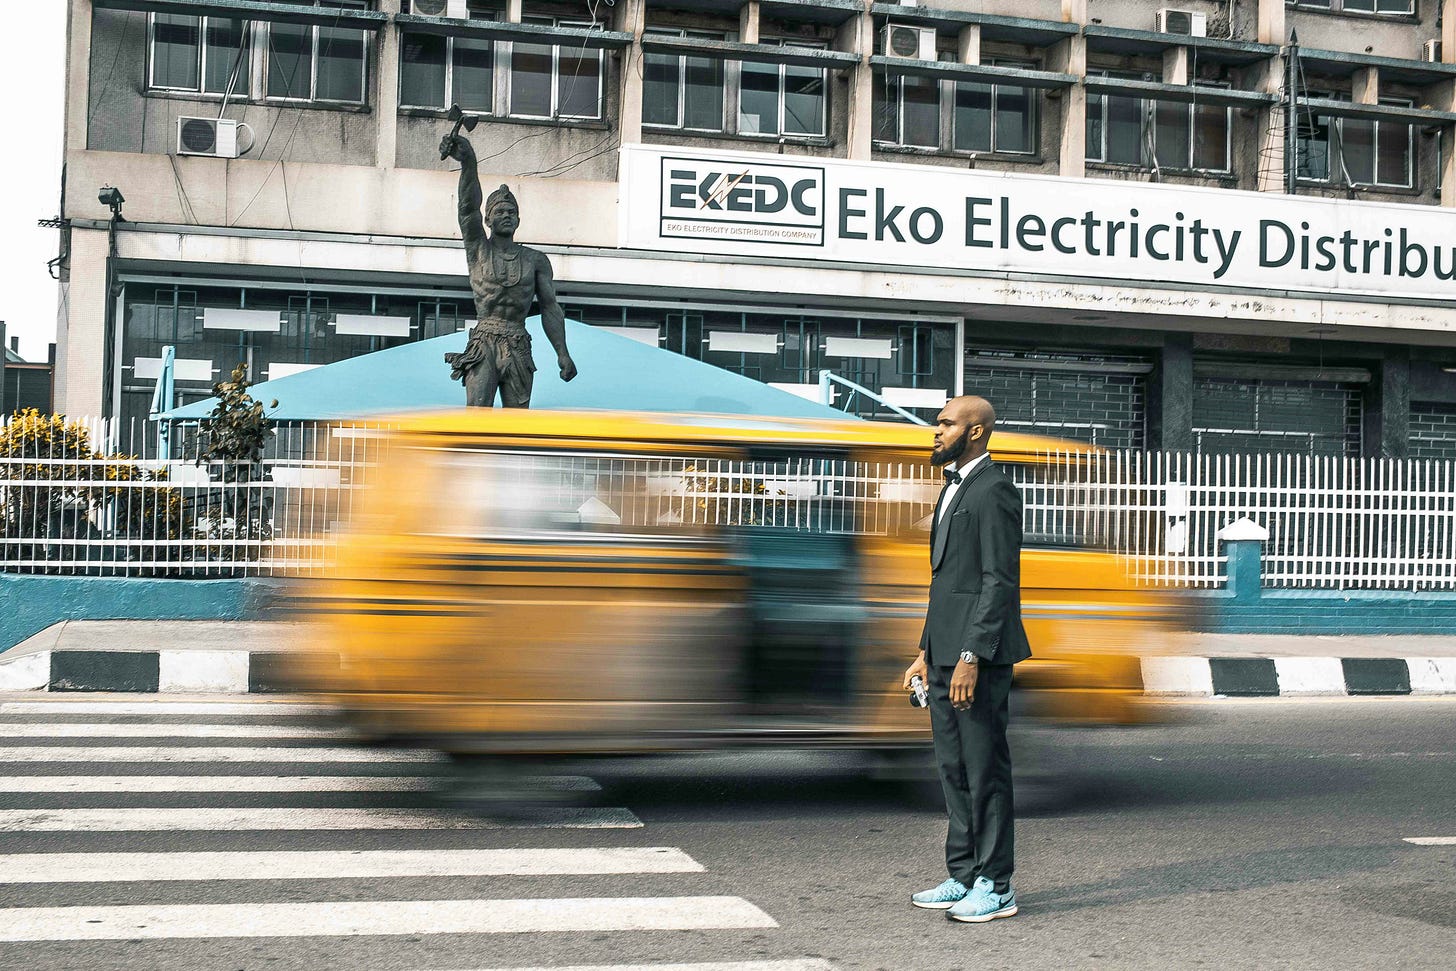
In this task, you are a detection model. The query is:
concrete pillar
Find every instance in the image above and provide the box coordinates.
[957,26,981,65]
[615,0,645,147]
[1251,57,1286,192]
[1061,0,1087,25]
[1257,0,1285,45]
[1443,0,1456,62]
[506,0,522,23]
[1049,36,1086,178]
[374,0,401,169]
[1351,66,1378,106]
[55,228,110,418]
[1371,347,1412,458]
[1162,47,1189,86]
[739,1,760,45]
[65,0,94,154]
[1153,333,1194,451]
[841,6,874,160]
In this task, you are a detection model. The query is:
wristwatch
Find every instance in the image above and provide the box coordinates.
[959,650,979,665]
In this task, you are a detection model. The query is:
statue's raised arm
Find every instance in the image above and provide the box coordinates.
[440,133,486,260]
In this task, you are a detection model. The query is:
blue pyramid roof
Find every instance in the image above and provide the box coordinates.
[160,317,850,421]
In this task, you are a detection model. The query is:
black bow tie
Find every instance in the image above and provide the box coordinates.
[943,468,962,485]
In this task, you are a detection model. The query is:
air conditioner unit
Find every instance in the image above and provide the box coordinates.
[1155,9,1208,37]
[1423,39,1443,62]
[411,0,469,18]
[176,116,241,159]
[881,24,936,61]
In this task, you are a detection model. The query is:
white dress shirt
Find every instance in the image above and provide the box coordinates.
[936,451,990,523]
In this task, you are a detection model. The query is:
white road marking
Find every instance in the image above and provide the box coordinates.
[0,774,600,793]
[0,746,439,763]
[0,807,642,831]
[0,701,323,715]
[1403,837,1456,845]
[0,847,701,883]
[0,896,777,941]
[0,723,348,739]
[431,963,836,971]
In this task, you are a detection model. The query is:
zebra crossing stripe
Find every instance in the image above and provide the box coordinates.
[0,723,348,739]
[0,807,643,831]
[0,896,778,941]
[1403,837,1456,845]
[0,774,599,793]
[0,746,440,763]
[0,847,702,883]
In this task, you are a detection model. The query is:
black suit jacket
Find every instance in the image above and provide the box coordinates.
[918,457,1033,668]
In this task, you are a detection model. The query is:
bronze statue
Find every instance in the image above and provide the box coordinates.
[439,128,577,407]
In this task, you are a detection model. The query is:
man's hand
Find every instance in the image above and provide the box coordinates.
[902,652,927,691]
[558,353,578,382]
[950,659,978,710]
[440,134,475,163]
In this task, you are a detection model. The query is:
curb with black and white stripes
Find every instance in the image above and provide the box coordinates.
[1140,656,1456,696]
[3,649,1455,697]
[0,650,335,694]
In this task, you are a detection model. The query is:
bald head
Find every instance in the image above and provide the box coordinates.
[931,395,996,467]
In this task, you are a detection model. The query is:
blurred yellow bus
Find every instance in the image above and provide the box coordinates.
[293,409,1170,759]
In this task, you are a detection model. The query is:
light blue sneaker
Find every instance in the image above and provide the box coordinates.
[910,877,968,910]
[947,876,1018,923]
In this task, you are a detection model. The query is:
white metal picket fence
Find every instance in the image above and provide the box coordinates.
[1018,451,1456,591]
[2,412,1453,590]
[0,415,387,576]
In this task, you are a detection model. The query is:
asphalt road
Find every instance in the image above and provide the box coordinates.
[0,695,1451,971]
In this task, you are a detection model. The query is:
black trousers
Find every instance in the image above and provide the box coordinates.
[927,661,1015,894]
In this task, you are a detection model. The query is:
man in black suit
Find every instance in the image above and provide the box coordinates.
[903,395,1032,923]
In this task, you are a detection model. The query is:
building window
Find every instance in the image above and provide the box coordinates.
[1290,0,1415,14]
[264,4,368,105]
[739,41,826,137]
[953,67,1036,155]
[1411,402,1456,460]
[642,29,726,131]
[510,20,603,120]
[148,14,251,95]
[876,73,940,147]
[1192,376,1363,456]
[1296,95,1413,188]
[1087,77,1231,172]
[964,348,1149,450]
[399,33,494,110]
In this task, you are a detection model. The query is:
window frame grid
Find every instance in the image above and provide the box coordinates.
[1297,93,1415,189]
[1287,0,1416,16]
[738,40,828,139]
[507,20,605,122]
[641,28,728,133]
[1086,75,1233,174]
[398,32,495,113]
[146,13,253,96]
[262,21,369,106]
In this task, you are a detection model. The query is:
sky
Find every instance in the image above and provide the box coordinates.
[0,5,66,363]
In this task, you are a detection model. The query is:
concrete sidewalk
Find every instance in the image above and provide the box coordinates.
[1,620,1454,697]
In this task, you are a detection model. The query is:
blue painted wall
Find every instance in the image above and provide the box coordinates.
[0,574,281,654]
[1190,539,1456,635]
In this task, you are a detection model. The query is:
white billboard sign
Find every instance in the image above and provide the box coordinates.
[619,144,1456,303]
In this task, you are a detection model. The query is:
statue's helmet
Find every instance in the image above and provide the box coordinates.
[485,183,518,215]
